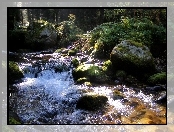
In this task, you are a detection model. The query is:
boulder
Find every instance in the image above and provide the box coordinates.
[72,64,108,83]
[76,94,108,111]
[110,40,155,78]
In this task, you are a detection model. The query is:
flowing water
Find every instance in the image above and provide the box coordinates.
[9,52,166,124]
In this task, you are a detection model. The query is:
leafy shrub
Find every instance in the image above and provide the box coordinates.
[56,14,83,47]
[9,61,23,84]
[89,17,166,58]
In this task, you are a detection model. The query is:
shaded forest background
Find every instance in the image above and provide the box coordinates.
[8,8,166,58]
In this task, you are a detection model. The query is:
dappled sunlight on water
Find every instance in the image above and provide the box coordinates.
[9,52,166,124]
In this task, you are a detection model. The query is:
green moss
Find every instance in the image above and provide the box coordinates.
[110,40,155,78]
[9,61,23,84]
[9,117,21,124]
[148,72,166,85]
[71,58,79,67]
[102,60,112,72]
[76,94,108,111]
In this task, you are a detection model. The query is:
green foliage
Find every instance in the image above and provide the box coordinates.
[89,17,166,58]
[56,14,83,47]
[25,20,57,51]
[76,94,108,111]
[71,58,80,67]
[9,61,23,84]
[147,72,166,85]
[9,117,21,124]
[102,60,112,72]
[87,65,106,82]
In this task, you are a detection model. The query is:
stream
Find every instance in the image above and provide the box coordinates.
[9,51,166,124]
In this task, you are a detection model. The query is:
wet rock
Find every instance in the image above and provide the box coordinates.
[40,109,58,119]
[112,90,125,100]
[37,117,49,123]
[156,93,167,105]
[9,85,19,96]
[145,85,166,93]
[76,94,108,111]
[110,40,155,78]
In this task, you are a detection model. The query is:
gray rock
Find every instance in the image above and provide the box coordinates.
[110,40,155,77]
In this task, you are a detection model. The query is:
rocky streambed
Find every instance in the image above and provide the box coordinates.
[8,49,167,124]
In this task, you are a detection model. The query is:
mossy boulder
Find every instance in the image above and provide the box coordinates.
[9,61,24,84]
[71,58,80,67]
[76,94,108,111]
[147,72,166,85]
[110,40,155,78]
[112,90,125,100]
[115,70,127,82]
[72,64,108,83]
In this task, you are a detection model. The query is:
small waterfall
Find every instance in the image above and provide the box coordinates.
[9,52,166,124]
